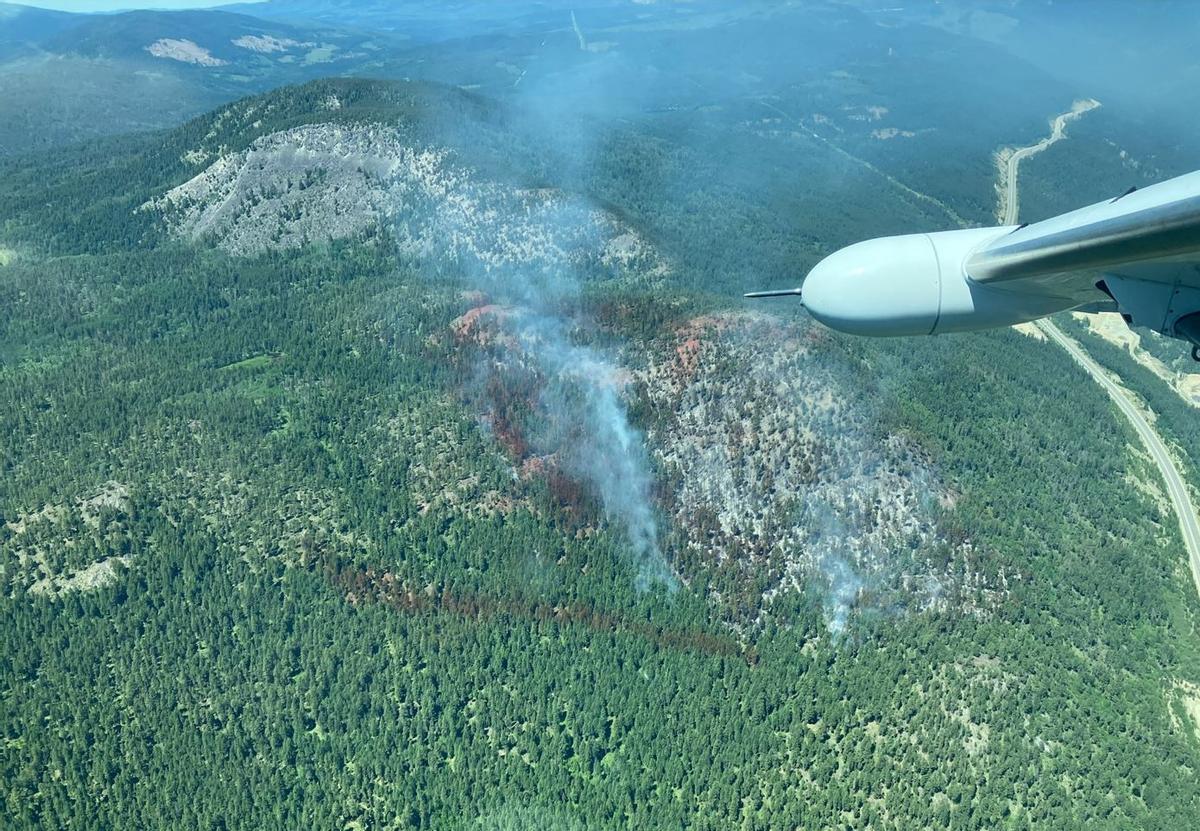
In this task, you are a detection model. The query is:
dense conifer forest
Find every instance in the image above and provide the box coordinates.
[3,77,1200,830]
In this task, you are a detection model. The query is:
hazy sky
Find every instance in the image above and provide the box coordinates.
[11,0,258,10]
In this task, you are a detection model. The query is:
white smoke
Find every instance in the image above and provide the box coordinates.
[818,553,863,639]
[525,319,674,589]
[802,500,867,640]
[386,150,675,589]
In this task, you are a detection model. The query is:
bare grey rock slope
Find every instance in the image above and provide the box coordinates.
[144,122,669,286]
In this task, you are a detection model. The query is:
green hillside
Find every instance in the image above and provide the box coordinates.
[0,8,403,156]
[2,78,1200,828]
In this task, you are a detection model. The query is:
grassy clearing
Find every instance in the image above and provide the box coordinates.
[303,46,338,65]
[218,353,276,371]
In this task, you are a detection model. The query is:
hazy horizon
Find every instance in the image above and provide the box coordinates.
[7,0,258,11]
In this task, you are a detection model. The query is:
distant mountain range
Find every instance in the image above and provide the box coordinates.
[0,2,81,58]
[0,2,411,154]
[2,0,1197,159]
[224,0,660,38]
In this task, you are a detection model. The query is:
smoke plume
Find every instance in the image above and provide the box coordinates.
[387,144,675,589]
[525,317,673,589]
[818,553,863,640]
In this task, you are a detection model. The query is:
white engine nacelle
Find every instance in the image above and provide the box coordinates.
[797,227,1077,337]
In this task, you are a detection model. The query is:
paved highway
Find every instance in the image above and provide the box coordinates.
[1039,320,1200,594]
[999,99,1100,225]
[1002,103,1200,596]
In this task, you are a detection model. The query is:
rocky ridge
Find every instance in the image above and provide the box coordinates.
[144,122,669,287]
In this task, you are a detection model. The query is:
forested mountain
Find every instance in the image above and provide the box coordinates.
[881,0,1200,134]
[0,3,80,57]
[2,73,1200,828]
[0,4,405,155]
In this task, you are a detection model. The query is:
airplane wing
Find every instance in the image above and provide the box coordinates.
[967,170,1200,288]
[746,168,1200,354]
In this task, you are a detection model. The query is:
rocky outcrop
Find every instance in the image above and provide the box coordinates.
[144,122,670,286]
[145,38,227,67]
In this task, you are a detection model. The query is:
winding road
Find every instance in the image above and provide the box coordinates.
[998,99,1100,226]
[999,104,1200,596]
